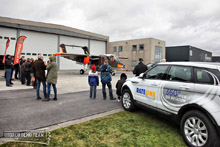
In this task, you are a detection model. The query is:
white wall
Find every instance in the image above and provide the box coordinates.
[0,27,17,56]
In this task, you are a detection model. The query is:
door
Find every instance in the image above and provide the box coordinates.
[192,68,219,106]
[157,65,194,113]
[133,65,169,107]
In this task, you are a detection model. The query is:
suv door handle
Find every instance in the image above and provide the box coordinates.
[151,83,158,86]
[179,86,190,90]
[131,81,139,84]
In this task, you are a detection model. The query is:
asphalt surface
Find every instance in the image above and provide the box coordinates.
[0,70,134,141]
[0,88,121,137]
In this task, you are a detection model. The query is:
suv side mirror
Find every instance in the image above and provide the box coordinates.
[138,73,145,79]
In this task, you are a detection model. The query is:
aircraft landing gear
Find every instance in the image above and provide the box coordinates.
[111,71,116,76]
[80,69,84,75]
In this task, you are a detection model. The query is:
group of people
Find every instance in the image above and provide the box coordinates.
[5,55,149,102]
[4,55,36,87]
[34,55,58,101]
[88,58,148,101]
[88,60,119,101]
[4,54,58,101]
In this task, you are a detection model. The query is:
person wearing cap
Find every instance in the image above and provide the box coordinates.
[88,64,99,99]
[133,58,148,76]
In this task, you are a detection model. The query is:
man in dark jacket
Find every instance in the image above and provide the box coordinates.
[34,55,47,100]
[4,55,13,87]
[99,60,115,100]
[133,58,148,76]
[25,58,31,86]
[20,59,26,85]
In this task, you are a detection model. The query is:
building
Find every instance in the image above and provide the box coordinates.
[0,17,108,70]
[166,45,212,62]
[212,56,220,62]
[108,38,166,70]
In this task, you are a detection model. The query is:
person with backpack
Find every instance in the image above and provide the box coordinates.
[99,60,115,100]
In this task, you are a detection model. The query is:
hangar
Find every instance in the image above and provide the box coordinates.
[0,17,109,70]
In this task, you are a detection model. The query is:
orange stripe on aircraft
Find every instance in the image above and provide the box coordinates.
[117,64,124,68]
[53,52,61,56]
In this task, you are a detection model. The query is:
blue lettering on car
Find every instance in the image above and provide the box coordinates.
[166,89,181,97]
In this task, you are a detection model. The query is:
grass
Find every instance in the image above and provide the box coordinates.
[1,110,186,147]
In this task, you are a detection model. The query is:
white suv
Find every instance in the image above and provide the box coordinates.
[122,62,220,147]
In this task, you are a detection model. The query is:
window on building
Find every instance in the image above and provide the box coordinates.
[119,46,123,52]
[113,46,117,52]
[139,44,144,50]
[190,50,193,56]
[26,53,31,55]
[48,54,52,56]
[4,37,9,40]
[32,53,37,56]
[11,37,16,40]
[43,54,47,56]
[132,45,137,51]
[132,60,137,67]
[0,36,2,39]
[155,46,162,63]
[21,53,25,55]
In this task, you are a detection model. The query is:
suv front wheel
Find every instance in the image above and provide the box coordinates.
[180,110,219,147]
[121,89,137,112]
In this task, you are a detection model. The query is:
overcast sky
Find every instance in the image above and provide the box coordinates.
[1,0,220,55]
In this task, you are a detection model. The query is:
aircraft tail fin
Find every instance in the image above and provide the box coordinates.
[60,44,90,55]
[82,46,90,55]
[60,44,67,53]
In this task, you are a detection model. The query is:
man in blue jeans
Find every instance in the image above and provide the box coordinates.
[34,55,47,100]
[4,55,13,87]
[99,60,116,100]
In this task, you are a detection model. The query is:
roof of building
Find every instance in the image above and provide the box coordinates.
[166,45,212,54]
[0,16,109,41]
[109,37,165,43]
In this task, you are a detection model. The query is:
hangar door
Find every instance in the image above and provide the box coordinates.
[90,40,106,55]
[20,30,58,62]
[59,36,88,70]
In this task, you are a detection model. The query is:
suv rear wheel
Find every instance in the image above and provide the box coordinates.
[121,89,137,111]
[180,110,219,147]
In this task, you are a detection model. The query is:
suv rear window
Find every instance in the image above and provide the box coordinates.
[194,68,220,85]
[167,66,192,82]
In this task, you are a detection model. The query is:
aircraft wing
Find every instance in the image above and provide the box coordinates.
[54,52,100,63]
